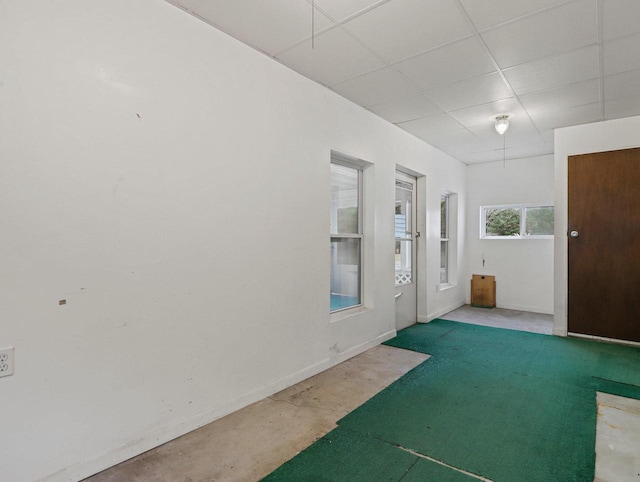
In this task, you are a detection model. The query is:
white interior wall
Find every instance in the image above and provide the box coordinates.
[465,156,555,314]
[554,116,640,336]
[0,1,466,481]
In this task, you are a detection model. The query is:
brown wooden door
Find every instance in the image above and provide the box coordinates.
[568,147,640,342]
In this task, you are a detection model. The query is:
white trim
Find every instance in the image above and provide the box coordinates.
[425,301,466,322]
[329,329,397,364]
[330,305,370,323]
[568,332,640,348]
[436,283,455,293]
[492,302,553,315]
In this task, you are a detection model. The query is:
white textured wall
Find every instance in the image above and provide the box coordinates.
[554,116,640,336]
[0,1,466,480]
[465,156,555,314]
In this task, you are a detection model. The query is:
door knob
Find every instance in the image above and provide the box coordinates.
[570,230,579,238]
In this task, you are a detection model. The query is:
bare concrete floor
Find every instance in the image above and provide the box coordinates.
[442,304,554,335]
[595,393,640,482]
[85,345,429,482]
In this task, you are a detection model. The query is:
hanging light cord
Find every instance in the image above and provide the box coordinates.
[311,1,315,49]
[503,132,506,168]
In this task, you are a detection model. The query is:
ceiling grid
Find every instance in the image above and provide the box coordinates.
[166,0,640,164]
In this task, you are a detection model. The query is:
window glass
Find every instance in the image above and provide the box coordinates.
[395,240,412,286]
[330,161,362,312]
[485,208,521,237]
[440,241,448,284]
[330,238,361,311]
[330,163,359,235]
[395,186,412,239]
[525,206,554,235]
[441,196,448,239]
[395,176,415,287]
[440,194,450,285]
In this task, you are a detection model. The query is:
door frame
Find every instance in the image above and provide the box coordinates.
[396,165,428,324]
[554,121,640,342]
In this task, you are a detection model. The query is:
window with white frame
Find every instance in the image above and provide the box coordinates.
[480,204,554,239]
[440,194,450,285]
[330,161,362,312]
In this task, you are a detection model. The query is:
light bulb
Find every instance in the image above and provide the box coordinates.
[495,115,509,135]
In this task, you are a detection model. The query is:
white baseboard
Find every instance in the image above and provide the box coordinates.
[425,301,465,322]
[329,330,397,365]
[45,357,332,482]
[568,332,640,348]
[495,302,553,315]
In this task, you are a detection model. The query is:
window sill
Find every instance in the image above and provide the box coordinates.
[437,283,455,293]
[330,305,370,323]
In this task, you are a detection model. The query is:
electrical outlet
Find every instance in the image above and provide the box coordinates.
[0,347,14,378]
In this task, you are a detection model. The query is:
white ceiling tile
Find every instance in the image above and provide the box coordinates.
[330,67,420,106]
[418,128,479,151]
[276,27,384,86]
[395,37,496,90]
[602,0,640,41]
[426,73,513,112]
[520,79,601,114]
[444,134,537,157]
[313,0,385,22]
[503,46,600,95]
[171,0,204,11]
[604,69,640,100]
[191,0,334,55]
[481,0,598,68]
[503,142,554,159]
[450,98,523,128]
[342,0,472,63]
[456,141,553,164]
[528,102,603,130]
[398,113,465,138]
[445,139,503,156]
[603,32,640,76]
[604,96,640,120]
[368,94,443,124]
[459,0,568,31]
[456,150,505,164]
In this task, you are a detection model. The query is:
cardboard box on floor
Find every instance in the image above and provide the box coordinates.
[471,274,496,308]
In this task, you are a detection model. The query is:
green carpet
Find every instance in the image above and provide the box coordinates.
[262,320,640,482]
[262,426,476,482]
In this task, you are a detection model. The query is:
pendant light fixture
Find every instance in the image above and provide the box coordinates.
[495,115,509,135]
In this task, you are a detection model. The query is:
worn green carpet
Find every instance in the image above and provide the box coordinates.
[263,320,640,482]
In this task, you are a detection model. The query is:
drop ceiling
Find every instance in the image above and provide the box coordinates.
[166,0,640,164]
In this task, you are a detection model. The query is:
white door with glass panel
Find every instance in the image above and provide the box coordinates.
[395,172,417,330]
